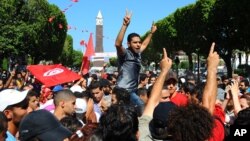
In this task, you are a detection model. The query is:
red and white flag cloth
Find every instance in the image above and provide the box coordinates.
[81,33,95,75]
[27,64,81,87]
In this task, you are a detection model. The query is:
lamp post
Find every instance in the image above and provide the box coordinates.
[175,56,180,78]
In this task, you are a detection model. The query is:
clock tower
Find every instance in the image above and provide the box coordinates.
[93,10,105,68]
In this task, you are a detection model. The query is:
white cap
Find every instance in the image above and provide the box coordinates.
[0,89,29,111]
[70,85,84,93]
[75,98,87,114]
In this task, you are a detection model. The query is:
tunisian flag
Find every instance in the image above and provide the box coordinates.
[27,64,81,87]
[81,33,95,75]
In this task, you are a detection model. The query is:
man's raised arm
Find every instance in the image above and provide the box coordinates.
[115,10,132,55]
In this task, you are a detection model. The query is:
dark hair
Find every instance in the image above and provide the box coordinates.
[240,79,250,87]
[147,85,153,98]
[167,104,214,141]
[0,112,7,135]
[73,91,85,98]
[98,104,138,141]
[137,88,148,97]
[89,81,103,90]
[112,87,130,104]
[195,82,205,103]
[183,82,197,96]
[139,73,148,83]
[26,90,38,98]
[127,33,140,42]
[60,116,83,133]
[233,107,250,126]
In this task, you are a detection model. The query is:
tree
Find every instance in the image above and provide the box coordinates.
[0,0,67,64]
[142,14,177,70]
[72,50,83,68]
[59,35,73,66]
[109,57,118,67]
[208,0,249,77]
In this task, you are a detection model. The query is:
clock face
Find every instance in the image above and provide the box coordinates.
[96,19,103,25]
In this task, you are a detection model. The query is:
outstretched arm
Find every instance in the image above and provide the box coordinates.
[140,21,157,52]
[202,42,220,114]
[142,48,172,117]
[230,81,242,115]
[115,10,132,55]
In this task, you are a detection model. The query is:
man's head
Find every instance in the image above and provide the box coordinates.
[25,90,39,112]
[98,104,138,141]
[167,104,214,141]
[137,88,148,104]
[0,89,29,129]
[100,78,112,95]
[149,102,176,140]
[239,79,250,94]
[164,70,178,95]
[139,73,149,88]
[111,87,130,105]
[127,33,141,53]
[54,89,76,117]
[185,71,196,85]
[89,81,104,103]
[100,95,112,113]
[161,86,171,102]
[19,109,72,141]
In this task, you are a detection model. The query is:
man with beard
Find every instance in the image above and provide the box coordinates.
[0,89,29,141]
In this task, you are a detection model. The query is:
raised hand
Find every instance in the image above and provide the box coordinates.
[207,42,220,70]
[160,48,172,72]
[123,9,132,26]
[150,21,157,34]
[230,80,240,97]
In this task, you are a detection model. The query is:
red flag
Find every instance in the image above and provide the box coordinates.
[80,40,85,46]
[71,0,79,2]
[81,56,90,75]
[80,33,95,74]
[85,33,95,57]
[27,64,81,87]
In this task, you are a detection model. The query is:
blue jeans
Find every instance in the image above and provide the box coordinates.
[130,91,144,116]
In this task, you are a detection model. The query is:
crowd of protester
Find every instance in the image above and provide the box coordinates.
[1,10,250,141]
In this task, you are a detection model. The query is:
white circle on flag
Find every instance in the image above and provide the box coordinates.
[43,68,64,76]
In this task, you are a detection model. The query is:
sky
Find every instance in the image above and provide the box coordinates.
[48,0,197,54]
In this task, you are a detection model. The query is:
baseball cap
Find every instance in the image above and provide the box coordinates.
[152,102,177,128]
[0,89,29,111]
[19,109,72,141]
[70,85,84,93]
[75,98,87,114]
[149,102,176,139]
[52,85,63,92]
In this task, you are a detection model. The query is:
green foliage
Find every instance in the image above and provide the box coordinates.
[59,35,74,66]
[1,58,8,70]
[71,50,83,67]
[109,57,118,67]
[144,0,249,77]
[0,0,67,63]
[180,61,189,69]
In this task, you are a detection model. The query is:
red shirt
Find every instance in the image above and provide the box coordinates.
[209,104,225,141]
[170,92,188,106]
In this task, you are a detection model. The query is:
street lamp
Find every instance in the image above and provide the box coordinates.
[175,56,180,78]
